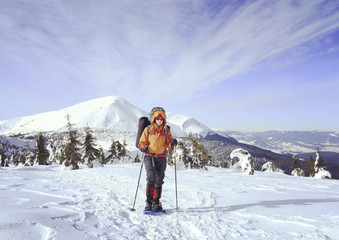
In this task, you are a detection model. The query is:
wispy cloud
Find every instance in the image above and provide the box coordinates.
[1,0,339,112]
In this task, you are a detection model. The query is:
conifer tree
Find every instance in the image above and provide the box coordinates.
[98,147,106,164]
[291,155,301,171]
[24,142,34,166]
[305,154,315,177]
[34,133,50,165]
[82,125,99,166]
[19,154,26,166]
[107,140,117,162]
[62,113,81,170]
[187,134,211,169]
[178,141,190,166]
[0,149,8,167]
[290,155,305,176]
[314,148,326,170]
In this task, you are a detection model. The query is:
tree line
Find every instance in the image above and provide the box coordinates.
[0,113,129,169]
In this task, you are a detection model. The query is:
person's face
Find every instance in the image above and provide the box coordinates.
[155,118,164,126]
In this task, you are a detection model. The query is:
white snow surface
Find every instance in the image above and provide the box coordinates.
[0,96,213,139]
[1,164,339,240]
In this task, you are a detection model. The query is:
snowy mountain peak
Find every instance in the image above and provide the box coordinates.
[0,96,224,140]
[0,96,146,135]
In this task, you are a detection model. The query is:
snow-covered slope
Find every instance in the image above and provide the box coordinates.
[0,96,217,139]
[1,164,338,239]
[0,96,146,135]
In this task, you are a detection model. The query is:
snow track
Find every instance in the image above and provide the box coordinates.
[1,164,339,239]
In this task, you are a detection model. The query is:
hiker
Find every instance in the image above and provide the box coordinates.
[138,107,177,211]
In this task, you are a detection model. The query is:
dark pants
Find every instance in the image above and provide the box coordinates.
[144,156,167,187]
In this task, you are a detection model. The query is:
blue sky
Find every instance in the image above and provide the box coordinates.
[1,0,339,131]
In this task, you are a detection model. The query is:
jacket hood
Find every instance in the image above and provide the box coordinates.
[151,110,167,125]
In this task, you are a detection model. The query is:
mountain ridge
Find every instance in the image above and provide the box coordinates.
[0,95,233,142]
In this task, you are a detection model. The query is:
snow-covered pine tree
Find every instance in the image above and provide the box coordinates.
[291,155,305,176]
[188,134,211,169]
[19,154,26,166]
[62,113,81,170]
[291,155,301,171]
[98,147,106,164]
[230,148,254,175]
[305,154,315,177]
[107,140,117,163]
[107,139,128,163]
[117,140,127,159]
[314,148,326,170]
[261,161,283,173]
[0,149,8,167]
[169,141,190,166]
[314,148,331,179]
[178,141,190,165]
[24,142,34,166]
[82,125,99,167]
[34,133,50,165]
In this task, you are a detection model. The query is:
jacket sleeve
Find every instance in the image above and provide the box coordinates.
[138,127,149,150]
[167,129,174,151]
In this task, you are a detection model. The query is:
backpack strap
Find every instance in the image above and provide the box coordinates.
[148,125,170,146]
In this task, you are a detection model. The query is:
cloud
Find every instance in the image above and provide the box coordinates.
[1,0,339,108]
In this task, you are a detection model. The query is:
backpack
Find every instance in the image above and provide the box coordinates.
[135,117,150,148]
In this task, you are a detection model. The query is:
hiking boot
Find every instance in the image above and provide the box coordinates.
[145,200,153,211]
[152,199,162,211]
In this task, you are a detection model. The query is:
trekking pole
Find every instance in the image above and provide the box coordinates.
[174,146,179,212]
[130,153,145,211]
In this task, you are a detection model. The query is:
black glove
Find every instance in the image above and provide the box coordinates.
[140,146,148,153]
[171,138,178,148]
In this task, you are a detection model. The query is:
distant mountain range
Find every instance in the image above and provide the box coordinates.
[0,96,235,151]
[216,130,339,154]
[1,95,338,178]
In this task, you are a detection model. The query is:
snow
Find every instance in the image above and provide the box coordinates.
[1,164,338,240]
[261,162,284,173]
[314,152,332,179]
[230,148,254,175]
[0,95,217,140]
[0,96,147,135]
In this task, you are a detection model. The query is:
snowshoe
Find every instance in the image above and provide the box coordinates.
[143,209,166,214]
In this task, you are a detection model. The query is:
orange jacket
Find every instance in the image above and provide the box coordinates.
[138,110,174,154]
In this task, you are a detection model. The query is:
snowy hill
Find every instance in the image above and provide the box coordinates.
[0,96,222,141]
[1,164,338,239]
[217,130,339,154]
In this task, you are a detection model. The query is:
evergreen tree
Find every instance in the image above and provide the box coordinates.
[34,133,50,165]
[82,125,99,167]
[19,154,26,166]
[174,140,191,167]
[116,140,128,159]
[186,134,211,169]
[107,140,117,162]
[98,147,106,164]
[314,148,326,170]
[291,155,301,171]
[305,154,315,177]
[62,113,81,170]
[24,142,34,166]
[0,149,8,167]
